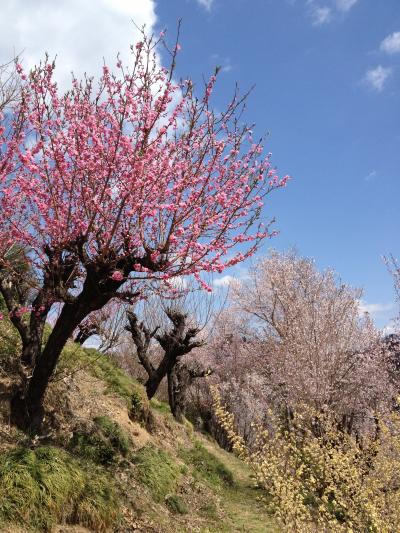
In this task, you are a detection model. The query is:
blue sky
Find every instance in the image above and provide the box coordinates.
[0,0,398,328]
[155,0,400,328]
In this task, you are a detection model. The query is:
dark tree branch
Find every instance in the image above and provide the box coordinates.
[126,311,157,377]
[127,306,206,421]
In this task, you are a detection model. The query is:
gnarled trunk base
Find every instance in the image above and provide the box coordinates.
[10,393,45,433]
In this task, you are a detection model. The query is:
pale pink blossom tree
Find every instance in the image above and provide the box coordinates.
[187,307,266,445]
[230,250,394,435]
[0,32,287,430]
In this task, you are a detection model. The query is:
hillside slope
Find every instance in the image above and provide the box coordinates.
[0,341,277,532]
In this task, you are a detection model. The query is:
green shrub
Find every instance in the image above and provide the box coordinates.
[180,441,234,488]
[165,494,188,514]
[0,294,6,311]
[130,387,144,417]
[133,445,181,502]
[0,446,119,532]
[0,313,51,365]
[69,416,130,465]
[129,386,154,430]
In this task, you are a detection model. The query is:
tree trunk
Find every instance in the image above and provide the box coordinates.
[20,294,49,367]
[10,299,102,431]
[127,308,203,417]
[144,352,175,400]
[167,369,177,418]
[20,341,40,367]
[145,374,163,400]
[167,365,186,423]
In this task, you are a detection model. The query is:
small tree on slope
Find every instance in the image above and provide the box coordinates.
[0,32,288,430]
[126,307,206,422]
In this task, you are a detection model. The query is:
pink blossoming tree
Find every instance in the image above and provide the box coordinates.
[0,32,287,430]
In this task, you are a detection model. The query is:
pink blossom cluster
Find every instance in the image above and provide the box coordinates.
[0,36,288,298]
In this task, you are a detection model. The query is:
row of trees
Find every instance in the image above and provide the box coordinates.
[74,249,397,446]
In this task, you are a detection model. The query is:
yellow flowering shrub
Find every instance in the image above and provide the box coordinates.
[213,388,400,532]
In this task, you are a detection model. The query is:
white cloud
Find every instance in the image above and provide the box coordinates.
[213,275,235,288]
[335,0,358,12]
[196,0,214,11]
[380,31,400,55]
[309,5,332,26]
[358,300,395,317]
[0,0,157,91]
[305,0,358,26]
[382,322,397,336]
[211,53,233,73]
[363,65,392,92]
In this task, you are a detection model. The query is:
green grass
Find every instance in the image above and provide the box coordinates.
[133,444,181,502]
[150,398,172,415]
[0,445,119,532]
[94,415,130,454]
[1,316,279,532]
[199,501,219,520]
[180,441,234,488]
[68,415,130,465]
[165,494,188,515]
